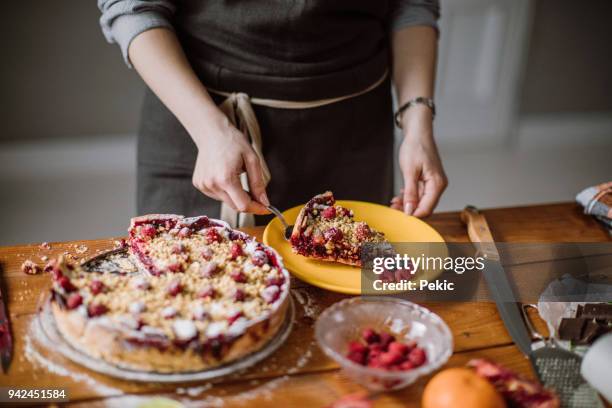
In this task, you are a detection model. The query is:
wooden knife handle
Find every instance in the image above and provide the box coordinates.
[461,205,499,259]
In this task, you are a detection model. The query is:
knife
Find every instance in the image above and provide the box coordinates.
[460,205,533,356]
[0,276,11,373]
[461,206,604,407]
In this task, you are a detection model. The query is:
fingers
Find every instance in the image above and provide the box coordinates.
[402,168,420,215]
[243,151,270,207]
[223,174,269,215]
[412,176,447,218]
[390,195,403,210]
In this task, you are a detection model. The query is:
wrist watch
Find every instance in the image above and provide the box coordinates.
[394,97,436,129]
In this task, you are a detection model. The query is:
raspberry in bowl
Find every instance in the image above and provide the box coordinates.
[315,297,453,391]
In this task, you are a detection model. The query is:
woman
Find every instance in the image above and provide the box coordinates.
[98,0,447,226]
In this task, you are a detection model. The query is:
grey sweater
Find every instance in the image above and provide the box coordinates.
[98,0,440,67]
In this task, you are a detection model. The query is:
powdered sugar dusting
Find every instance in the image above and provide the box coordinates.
[24,318,122,396]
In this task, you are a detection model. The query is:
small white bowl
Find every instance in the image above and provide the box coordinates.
[315,297,453,391]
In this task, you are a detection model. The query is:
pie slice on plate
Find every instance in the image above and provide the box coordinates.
[289,191,387,266]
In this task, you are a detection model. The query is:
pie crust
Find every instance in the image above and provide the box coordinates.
[49,215,290,373]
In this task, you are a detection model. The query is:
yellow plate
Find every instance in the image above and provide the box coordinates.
[263,200,446,295]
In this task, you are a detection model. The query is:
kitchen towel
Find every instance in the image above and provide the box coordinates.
[576,181,612,233]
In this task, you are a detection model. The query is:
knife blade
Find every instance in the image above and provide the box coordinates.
[461,206,533,357]
[0,274,12,373]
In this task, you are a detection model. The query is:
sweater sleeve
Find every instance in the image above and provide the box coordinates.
[389,0,440,33]
[98,0,176,67]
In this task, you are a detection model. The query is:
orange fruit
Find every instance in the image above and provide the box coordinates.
[422,368,506,408]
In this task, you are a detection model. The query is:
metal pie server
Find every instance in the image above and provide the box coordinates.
[461,206,604,408]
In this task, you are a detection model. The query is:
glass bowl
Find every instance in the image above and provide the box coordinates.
[315,297,453,391]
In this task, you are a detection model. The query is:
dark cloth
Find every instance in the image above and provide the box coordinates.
[138,1,395,222]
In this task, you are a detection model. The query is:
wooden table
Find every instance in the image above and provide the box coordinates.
[0,203,609,407]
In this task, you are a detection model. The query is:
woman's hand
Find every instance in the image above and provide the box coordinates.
[191,113,270,215]
[391,108,447,217]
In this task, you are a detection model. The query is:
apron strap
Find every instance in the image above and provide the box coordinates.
[212,69,389,228]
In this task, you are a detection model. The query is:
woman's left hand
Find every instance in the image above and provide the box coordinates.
[391,109,447,217]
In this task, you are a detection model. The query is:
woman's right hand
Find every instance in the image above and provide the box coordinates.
[191,114,270,215]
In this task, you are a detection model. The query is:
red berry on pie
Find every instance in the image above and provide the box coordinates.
[355,223,371,240]
[261,285,280,303]
[230,269,247,283]
[199,261,218,278]
[172,243,187,254]
[197,286,216,299]
[230,242,243,259]
[66,293,83,309]
[168,262,184,273]
[251,250,268,266]
[228,311,244,325]
[57,276,76,292]
[21,260,41,275]
[234,288,246,302]
[167,280,183,296]
[205,228,222,244]
[265,274,284,287]
[88,303,108,317]
[178,227,191,238]
[141,224,156,238]
[324,227,343,242]
[321,206,336,219]
[90,280,105,295]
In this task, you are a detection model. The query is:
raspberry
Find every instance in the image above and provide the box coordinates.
[66,293,83,309]
[230,242,243,259]
[388,341,410,356]
[205,228,222,243]
[379,332,395,350]
[262,285,280,303]
[168,262,184,273]
[355,223,371,240]
[265,274,284,287]
[379,351,405,366]
[347,349,367,365]
[230,269,247,283]
[197,286,216,299]
[347,340,367,354]
[57,276,76,292]
[89,280,105,295]
[321,206,336,219]
[140,224,157,238]
[362,328,380,344]
[200,261,218,278]
[88,303,108,317]
[228,311,244,325]
[234,288,246,302]
[201,247,213,260]
[171,243,186,254]
[251,250,268,266]
[167,280,183,296]
[408,347,426,367]
[399,361,415,371]
[177,227,191,238]
[324,227,343,242]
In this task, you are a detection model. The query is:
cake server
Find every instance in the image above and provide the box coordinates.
[461,206,604,408]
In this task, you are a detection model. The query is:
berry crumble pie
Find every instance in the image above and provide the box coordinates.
[289,192,387,266]
[49,214,290,373]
